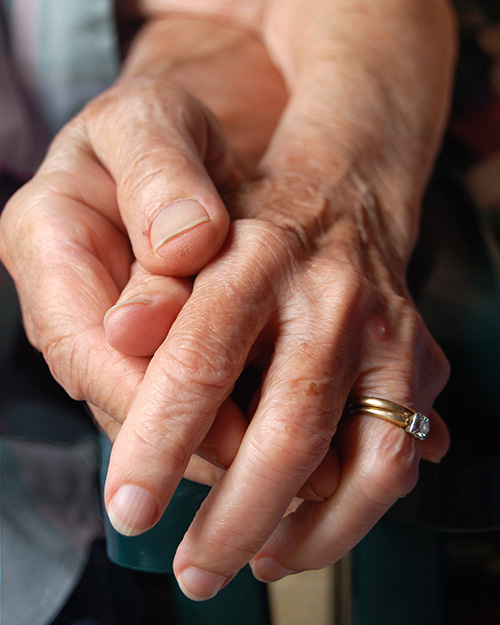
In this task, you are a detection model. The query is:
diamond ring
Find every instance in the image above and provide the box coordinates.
[344,397,431,440]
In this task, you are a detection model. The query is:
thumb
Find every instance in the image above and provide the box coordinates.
[84,80,238,277]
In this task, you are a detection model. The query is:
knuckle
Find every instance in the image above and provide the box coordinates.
[84,79,199,193]
[166,337,238,396]
[119,147,167,199]
[304,256,370,318]
[195,518,262,565]
[422,327,450,392]
[130,420,188,477]
[326,262,367,310]
[254,411,333,484]
[197,219,306,316]
[43,331,86,401]
[231,219,302,277]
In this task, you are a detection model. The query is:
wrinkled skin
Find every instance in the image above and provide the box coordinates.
[0,1,456,601]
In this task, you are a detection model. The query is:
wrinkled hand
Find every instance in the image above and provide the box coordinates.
[0,1,457,601]
[0,17,282,470]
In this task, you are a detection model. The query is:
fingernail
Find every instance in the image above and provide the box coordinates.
[301,482,327,502]
[177,566,229,601]
[103,299,149,325]
[150,200,210,252]
[426,455,443,464]
[108,485,158,536]
[197,446,228,470]
[250,557,295,582]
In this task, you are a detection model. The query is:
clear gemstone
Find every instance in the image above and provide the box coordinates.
[405,413,431,440]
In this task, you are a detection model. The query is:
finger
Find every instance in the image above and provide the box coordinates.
[170,295,357,600]
[186,449,341,504]
[194,398,248,470]
[102,222,280,537]
[195,399,340,502]
[102,221,339,546]
[104,262,192,356]
[249,415,420,581]
[94,358,339,503]
[247,344,449,583]
[92,407,228,487]
[92,399,235,488]
[89,404,121,442]
[92,398,243,488]
[186,450,341,504]
[231,368,342,502]
[184,454,225,487]
[170,278,450,598]
[351,309,451,465]
[84,81,238,277]
[297,446,340,502]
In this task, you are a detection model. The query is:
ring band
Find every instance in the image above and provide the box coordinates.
[344,397,431,440]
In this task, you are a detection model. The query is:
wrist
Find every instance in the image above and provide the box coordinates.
[117,16,286,173]
[118,15,254,82]
[262,0,457,202]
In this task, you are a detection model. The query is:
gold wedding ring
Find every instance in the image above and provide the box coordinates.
[344,397,431,440]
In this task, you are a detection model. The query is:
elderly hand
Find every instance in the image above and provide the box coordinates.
[0,0,456,601]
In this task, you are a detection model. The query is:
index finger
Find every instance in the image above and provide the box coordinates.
[103,221,282,535]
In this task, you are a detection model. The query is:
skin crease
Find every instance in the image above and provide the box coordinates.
[0,0,457,601]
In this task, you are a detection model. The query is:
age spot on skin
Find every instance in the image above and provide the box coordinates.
[305,382,329,397]
[307,382,320,396]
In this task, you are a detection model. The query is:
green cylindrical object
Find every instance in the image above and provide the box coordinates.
[99,434,210,573]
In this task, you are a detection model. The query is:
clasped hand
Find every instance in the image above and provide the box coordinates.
[0,1,456,601]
